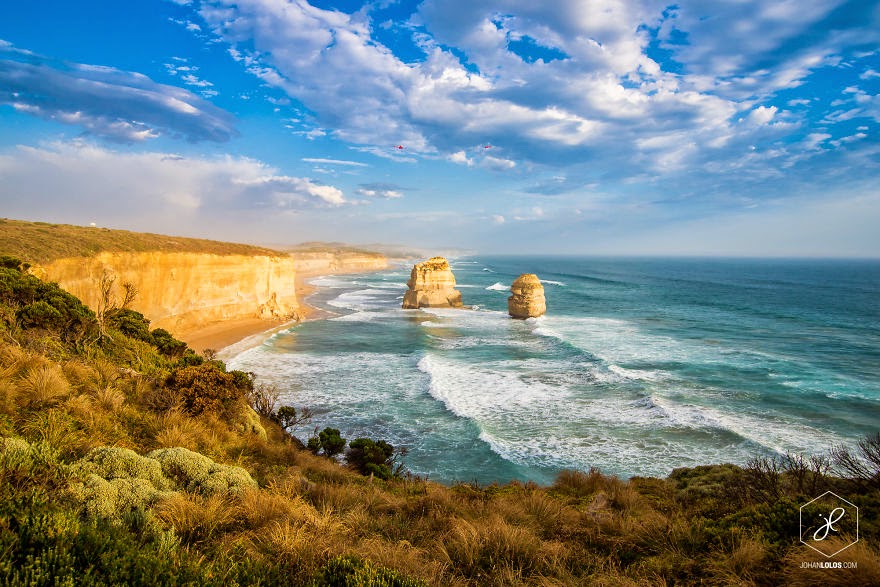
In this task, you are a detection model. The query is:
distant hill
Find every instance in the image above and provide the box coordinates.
[0,218,282,263]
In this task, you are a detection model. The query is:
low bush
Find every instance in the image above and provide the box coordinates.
[309,427,347,457]
[164,364,250,417]
[147,446,257,494]
[346,438,395,480]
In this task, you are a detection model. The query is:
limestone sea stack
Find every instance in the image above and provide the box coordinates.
[402,256,463,309]
[508,274,546,318]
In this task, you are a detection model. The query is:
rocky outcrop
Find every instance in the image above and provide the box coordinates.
[34,252,300,334]
[508,274,546,318]
[402,257,463,309]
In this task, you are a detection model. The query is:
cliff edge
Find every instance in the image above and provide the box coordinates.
[402,257,463,309]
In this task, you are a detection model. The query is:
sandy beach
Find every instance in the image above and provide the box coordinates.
[178,270,359,355]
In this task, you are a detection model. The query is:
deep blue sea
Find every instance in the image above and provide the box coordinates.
[227,257,880,485]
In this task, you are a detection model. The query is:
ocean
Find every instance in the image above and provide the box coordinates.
[227,257,880,485]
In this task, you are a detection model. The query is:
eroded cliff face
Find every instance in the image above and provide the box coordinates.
[291,251,389,275]
[402,257,463,309]
[508,274,546,319]
[35,252,300,334]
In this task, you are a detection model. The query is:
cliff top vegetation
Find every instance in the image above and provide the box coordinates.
[0,218,282,263]
[415,256,451,271]
[282,241,387,258]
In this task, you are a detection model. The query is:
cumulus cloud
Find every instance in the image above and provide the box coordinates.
[0,43,236,142]
[182,0,879,186]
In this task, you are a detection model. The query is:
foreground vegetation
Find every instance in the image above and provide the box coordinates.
[1,255,878,585]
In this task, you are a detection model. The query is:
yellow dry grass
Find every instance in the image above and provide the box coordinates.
[0,217,281,264]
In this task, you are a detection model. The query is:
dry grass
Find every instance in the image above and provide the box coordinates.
[783,539,880,586]
[704,529,768,585]
[0,379,17,418]
[0,217,282,264]
[16,364,70,408]
[19,409,85,455]
[155,493,238,545]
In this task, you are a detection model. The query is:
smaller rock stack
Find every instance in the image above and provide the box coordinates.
[402,256,463,309]
[508,274,546,318]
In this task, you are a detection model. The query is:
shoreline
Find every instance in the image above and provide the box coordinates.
[179,266,386,358]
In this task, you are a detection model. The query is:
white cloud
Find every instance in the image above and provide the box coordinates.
[355,182,404,199]
[480,155,516,170]
[747,105,778,126]
[187,0,870,184]
[0,44,235,142]
[302,157,369,167]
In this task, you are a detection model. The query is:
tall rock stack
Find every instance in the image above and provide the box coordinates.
[402,256,463,309]
[508,274,546,318]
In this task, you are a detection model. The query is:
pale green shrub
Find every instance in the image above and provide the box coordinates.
[148,446,257,494]
[0,435,34,469]
[0,436,60,470]
[76,446,170,490]
[72,473,174,520]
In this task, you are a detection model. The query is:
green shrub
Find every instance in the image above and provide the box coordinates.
[309,427,347,457]
[72,474,174,521]
[0,266,96,344]
[0,436,37,470]
[311,555,426,587]
[76,446,170,490]
[151,328,188,358]
[346,438,395,480]
[16,300,64,330]
[164,364,248,417]
[0,436,61,474]
[109,309,154,345]
[0,255,29,272]
[147,446,257,494]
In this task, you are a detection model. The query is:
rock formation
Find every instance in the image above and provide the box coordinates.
[36,252,301,334]
[402,257,463,309]
[508,274,546,318]
[35,249,389,340]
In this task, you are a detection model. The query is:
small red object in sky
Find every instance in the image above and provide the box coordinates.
[396,145,404,150]
[484,145,491,149]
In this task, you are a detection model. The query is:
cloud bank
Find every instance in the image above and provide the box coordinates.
[0,141,347,230]
[188,0,879,190]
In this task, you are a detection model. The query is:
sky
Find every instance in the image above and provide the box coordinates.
[1,0,879,256]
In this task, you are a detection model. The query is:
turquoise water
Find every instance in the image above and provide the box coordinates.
[227,257,880,484]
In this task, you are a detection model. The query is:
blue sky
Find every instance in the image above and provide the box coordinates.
[1,0,879,256]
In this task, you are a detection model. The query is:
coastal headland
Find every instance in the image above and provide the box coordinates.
[0,218,389,352]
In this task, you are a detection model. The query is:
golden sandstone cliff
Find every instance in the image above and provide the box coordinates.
[508,274,546,318]
[35,252,300,334]
[402,257,463,309]
[33,250,388,338]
